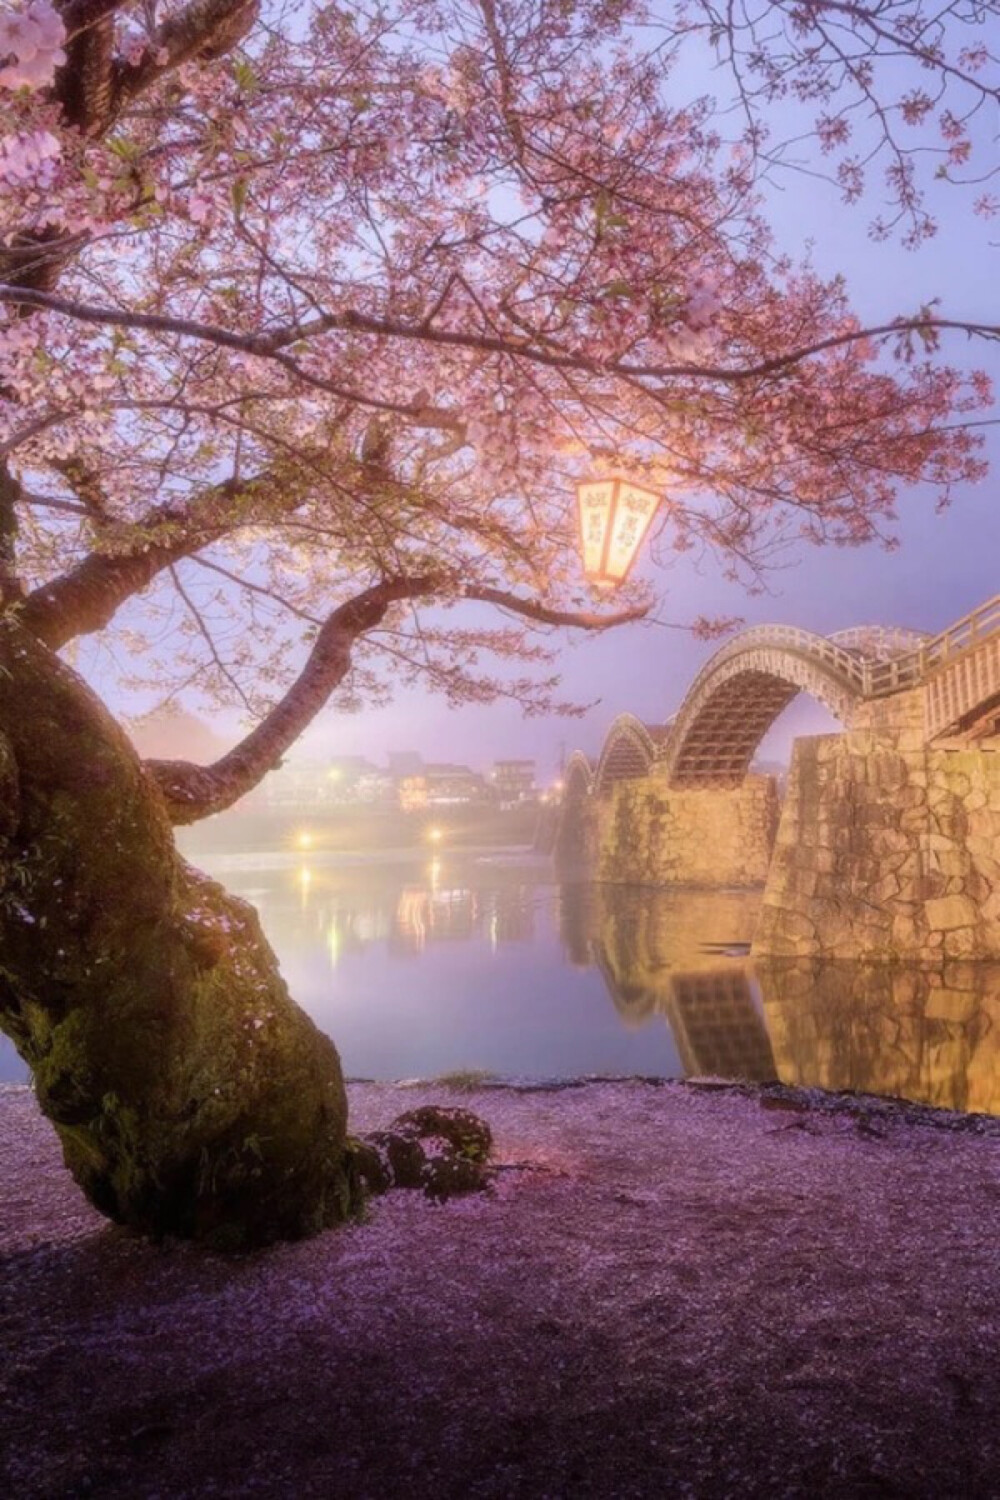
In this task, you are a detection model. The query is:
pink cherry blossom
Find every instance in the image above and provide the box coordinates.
[0,0,991,732]
[0,1,65,91]
[0,126,60,184]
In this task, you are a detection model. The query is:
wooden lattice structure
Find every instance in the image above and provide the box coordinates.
[665,972,777,1083]
[593,714,669,797]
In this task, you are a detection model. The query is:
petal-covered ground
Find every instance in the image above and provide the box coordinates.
[2,1079,999,1498]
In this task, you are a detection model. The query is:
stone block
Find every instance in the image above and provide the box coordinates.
[924,894,980,932]
[944,927,980,960]
[899,808,929,836]
[890,913,924,952]
[925,988,976,1021]
[896,730,927,753]
[871,828,913,855]
[871,873,901,903]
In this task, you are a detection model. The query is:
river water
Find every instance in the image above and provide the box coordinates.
[3,849,1000,1114]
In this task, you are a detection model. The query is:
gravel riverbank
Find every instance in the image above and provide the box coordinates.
[2,1078,999,1499]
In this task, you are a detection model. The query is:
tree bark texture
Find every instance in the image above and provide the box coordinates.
[0,619,359,1249]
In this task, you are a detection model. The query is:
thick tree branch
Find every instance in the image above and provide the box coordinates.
[462,586,648,630]
[4,284,997,386]
[19,472,279,650]
[0,1,261,305]
[54,0,259,136]
[110,0,260,119]
[146,578,648,823]
[146,575,443,822]
[54,0,122,136]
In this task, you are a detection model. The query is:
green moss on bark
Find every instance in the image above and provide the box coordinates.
[0,620,358,1250]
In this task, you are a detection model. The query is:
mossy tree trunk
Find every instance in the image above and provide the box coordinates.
[0,567,622,1245]
[0,620,358,1249]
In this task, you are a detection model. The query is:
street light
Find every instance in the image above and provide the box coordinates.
[576,474,661,587]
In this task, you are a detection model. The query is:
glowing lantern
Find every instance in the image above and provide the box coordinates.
[576,475,661,587]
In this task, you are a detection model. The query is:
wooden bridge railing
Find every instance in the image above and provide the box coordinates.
[693,624,872,694]
[719,599,1000,702]
[866,593,1000,699]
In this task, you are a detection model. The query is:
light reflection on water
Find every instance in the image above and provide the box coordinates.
[3,850,1000,1116]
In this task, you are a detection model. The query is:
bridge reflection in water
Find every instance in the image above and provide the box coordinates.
[562,883,1000,1115]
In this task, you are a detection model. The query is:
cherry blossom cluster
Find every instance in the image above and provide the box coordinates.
[0,124,59,186]
[0,1,65,92]
[0,0,992,719]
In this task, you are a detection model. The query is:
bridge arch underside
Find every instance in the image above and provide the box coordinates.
[564,753,594,800]
[667,660,860,787]
[593,716,659,797]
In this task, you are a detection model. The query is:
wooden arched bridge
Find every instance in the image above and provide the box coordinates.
[566,593,1000,797]
[559,592,1000,962]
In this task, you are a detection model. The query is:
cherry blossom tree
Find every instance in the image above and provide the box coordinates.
[0,0,996,1246]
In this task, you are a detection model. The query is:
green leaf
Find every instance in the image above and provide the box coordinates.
[108,136,140,161]
[233,58,258,94]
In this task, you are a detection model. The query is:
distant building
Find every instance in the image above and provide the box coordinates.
[263,749,530,813]
[264,762,334,811]
[490,759,537,806]
[397,775,428,813]
[325,756,394,804]
[387,751,425,779]
[265,757,391,811]
[398,764,487,810]
[425,763,488,806]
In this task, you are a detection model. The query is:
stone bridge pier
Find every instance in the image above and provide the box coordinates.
[557,772,780,889]
[753,720,1000,962]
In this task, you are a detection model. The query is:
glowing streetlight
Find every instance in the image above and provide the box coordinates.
[577,474,661,587]
[428,826,444,845]
[296,831,314,850]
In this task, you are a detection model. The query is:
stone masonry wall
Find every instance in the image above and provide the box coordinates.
[753,730,1000,961]
[850,686,925,734]
[593,773,780,888]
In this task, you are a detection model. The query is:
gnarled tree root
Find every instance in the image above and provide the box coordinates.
[352,1106,494,1203]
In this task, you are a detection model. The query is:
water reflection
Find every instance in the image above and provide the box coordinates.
[759,960,1000,1116]
[571,883,1000,1114]
[3,852,1000,1114]
[197,853,680,1083]
[562,884,776,1081]
[278,856,538,960]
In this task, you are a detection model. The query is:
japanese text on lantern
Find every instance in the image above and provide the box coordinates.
[576,477,660,585]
